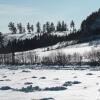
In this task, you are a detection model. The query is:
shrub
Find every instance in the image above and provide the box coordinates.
[17,85,41,93]
[32,76,37,78]
[44,86,67,91]
[0,80,4,81]
[63,81,73,87]
[40,77,46,79]
[40,98,54,100]
[86,73,93,75]
[63,81,81,87]
[22,70,31,73]
[0,86,12,90]
[73,81,81,84]
[24,82,33,85]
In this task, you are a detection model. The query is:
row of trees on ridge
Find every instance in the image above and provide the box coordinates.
[8,20,76,34]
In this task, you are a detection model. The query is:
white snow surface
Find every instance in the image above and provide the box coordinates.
[4,33,36,41]
[0,69,100,100]
[15,39,100,60]
[4,31,68,41]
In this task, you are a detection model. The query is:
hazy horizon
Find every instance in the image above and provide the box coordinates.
[0,0,100,33]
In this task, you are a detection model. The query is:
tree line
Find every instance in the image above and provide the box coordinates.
[0,20,78,54]
[1,49,100,67]
[8,20,76,34]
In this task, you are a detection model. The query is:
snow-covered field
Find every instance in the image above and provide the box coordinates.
[0,68,100,100]
[15,38,100,64]
[36,39,100,56]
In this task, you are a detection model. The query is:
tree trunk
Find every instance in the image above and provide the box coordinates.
[12,52,15,65]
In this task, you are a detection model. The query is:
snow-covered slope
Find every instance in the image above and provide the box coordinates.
[4,31,100,58]
[4,31,68,41]
[4,33,37,41]
[27,39,100,55]
[4,31,100,62]
[15,38,100,64]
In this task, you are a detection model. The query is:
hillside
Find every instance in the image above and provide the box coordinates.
[1,9,100,65]
[14,38,100,65]
[1,9,100,54]
[81,9,100,37]
[4,32,67,41]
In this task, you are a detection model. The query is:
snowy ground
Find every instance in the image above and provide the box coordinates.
[4,32,68,41]
[0,68,100,100]
[15,38,100,64]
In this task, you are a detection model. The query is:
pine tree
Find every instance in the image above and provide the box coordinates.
[63,23,68,31]
[50,22,55,32]
[8,22,17,34]
[36,22,41,33]
[17,23,23,34]
[56,21,62,31]
[0,32,4,48]
[31,25,34,33]
[64,23,68,31]
[27,22,31,33]
[61,21,65,31]
[70,20,75,32]
[46,21,50,33]
[43,24,46,33]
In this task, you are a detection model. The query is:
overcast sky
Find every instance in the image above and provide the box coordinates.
[0,0,100,33]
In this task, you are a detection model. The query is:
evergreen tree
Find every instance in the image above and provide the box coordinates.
[7,40,16,64]
[8,22,17,34]
[56,21,62,31]
[17,23,23,34]
[36,22,41,33]
[43,24,46,33]
[64,23,68,31]
[31,25,34,33]
[61,21,65,31]
[0,32,4,48]
[50,22,55,32]
[70,20,75,32]
[27,22,31,33]
[46,21,50,33]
